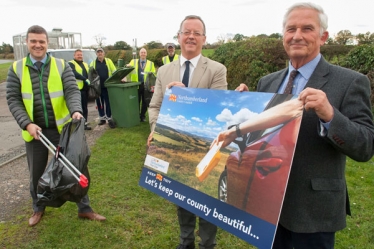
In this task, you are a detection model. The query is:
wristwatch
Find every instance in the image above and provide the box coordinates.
[235,124,242,137]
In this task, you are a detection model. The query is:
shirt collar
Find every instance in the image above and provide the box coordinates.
[180,54,201,68]
[289,53,321,80]
[29,54,48,65]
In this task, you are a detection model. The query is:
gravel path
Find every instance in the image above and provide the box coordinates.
[0,94,108,223]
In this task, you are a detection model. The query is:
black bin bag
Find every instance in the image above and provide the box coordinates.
[88,67,101,99]
[37,119,91,207]
[144,72,156,106]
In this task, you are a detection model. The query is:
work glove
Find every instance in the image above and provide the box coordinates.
[85,79,90,85]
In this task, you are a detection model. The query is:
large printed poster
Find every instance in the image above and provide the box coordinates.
[139,87,302,249]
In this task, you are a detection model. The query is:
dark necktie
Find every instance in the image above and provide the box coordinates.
[284,70,298,94]
[35,61,43,72]
[182,61,190,87]
[141,61,145,69]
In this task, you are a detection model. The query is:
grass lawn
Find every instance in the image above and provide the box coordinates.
[1,121,374,248]
[0,62,12,83]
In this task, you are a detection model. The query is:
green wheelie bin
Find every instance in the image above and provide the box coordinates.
[104,67,141,128]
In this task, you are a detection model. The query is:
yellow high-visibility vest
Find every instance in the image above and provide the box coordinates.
[69,60,89,90]
[90,58,116,77]
[128,59,156,82]
[162,54,179,65]
[13,57,71,142]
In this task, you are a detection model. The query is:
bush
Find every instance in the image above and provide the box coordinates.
[341,45,374,108]
[211,38,288,90]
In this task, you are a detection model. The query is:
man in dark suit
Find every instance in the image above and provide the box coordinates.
[235,2,374,249]
[148,15,227,249]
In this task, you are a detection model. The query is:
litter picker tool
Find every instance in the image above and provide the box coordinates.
[37,130,89,188]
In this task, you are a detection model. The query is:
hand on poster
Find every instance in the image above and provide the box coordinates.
[167,81,186,88]
[147,131,154,147]
[299,87,334,122]
[235,83,249,92]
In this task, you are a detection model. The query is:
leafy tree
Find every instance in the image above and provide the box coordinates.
[256,34,268,39]
[268,33,283,39]
[355,32,374,45]
[233,33,245,42]
[144,41,163,49]
[325,37,336,45]
[0,42,13,54]
[113,41,131,50]
[334,30,353,45]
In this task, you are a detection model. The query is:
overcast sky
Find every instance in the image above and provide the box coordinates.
[1,0,374,48]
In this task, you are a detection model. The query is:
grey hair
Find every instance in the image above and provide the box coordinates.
[282,2,328,36]
[178,15,206,35]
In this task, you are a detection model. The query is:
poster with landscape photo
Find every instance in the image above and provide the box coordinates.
[139,87,302,249]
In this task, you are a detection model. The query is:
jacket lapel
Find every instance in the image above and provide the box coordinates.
[272,69,288,92]
[189,56,207,88]
[305,57,329,90]
[169,60,181,82]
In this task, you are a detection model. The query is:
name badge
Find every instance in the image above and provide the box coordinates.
[141,72,145,75]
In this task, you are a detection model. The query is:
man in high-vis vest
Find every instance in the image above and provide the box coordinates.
[90,47,117,128]
[6,25,106,227]
[68,49,91,130]
[162,43,179,65]
[125,48,156,122]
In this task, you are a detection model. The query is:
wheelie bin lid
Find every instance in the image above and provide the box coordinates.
[104,67,138,86]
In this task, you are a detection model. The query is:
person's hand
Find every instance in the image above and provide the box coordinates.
[72,112,83,120]
[166,81,185,89]
[299,87,334,122]
[121,77,127,82]
[147,131,154,147]
[126,63,131,67]
[26,123,42,140]
[235,83,249,92]
[210,126,237,149]
[85,79,90,85]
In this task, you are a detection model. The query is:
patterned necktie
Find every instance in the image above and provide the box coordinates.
[284,70,298,94]
[182,61,190,87]
[35,61,43,71]
[141,61,145,69]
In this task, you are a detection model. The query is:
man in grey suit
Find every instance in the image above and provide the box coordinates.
[148,15,227,249]
[235,2,374,249]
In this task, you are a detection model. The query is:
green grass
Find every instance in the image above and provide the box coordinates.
[1,122,373,248]
[0,62,12,83]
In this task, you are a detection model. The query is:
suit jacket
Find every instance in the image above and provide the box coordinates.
[149,56,227,131]
[257,56,374,233]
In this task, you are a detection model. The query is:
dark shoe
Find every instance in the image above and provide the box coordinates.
[108,119,116,128]
[98,119,106,125]
[78,212,106,221]
[176,244,195,249]
[29,211,44,227]
[84,125,92,130]
[140,118,145,122]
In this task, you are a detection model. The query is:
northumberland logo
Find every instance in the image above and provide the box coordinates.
[169,94,177,102]
[156,174,163,181]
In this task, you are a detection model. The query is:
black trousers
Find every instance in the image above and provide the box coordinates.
[80,88,88,121]
[138,82,148,120]
[272,223,335,249]
[25,128,92,213]
[177,206,217,249]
